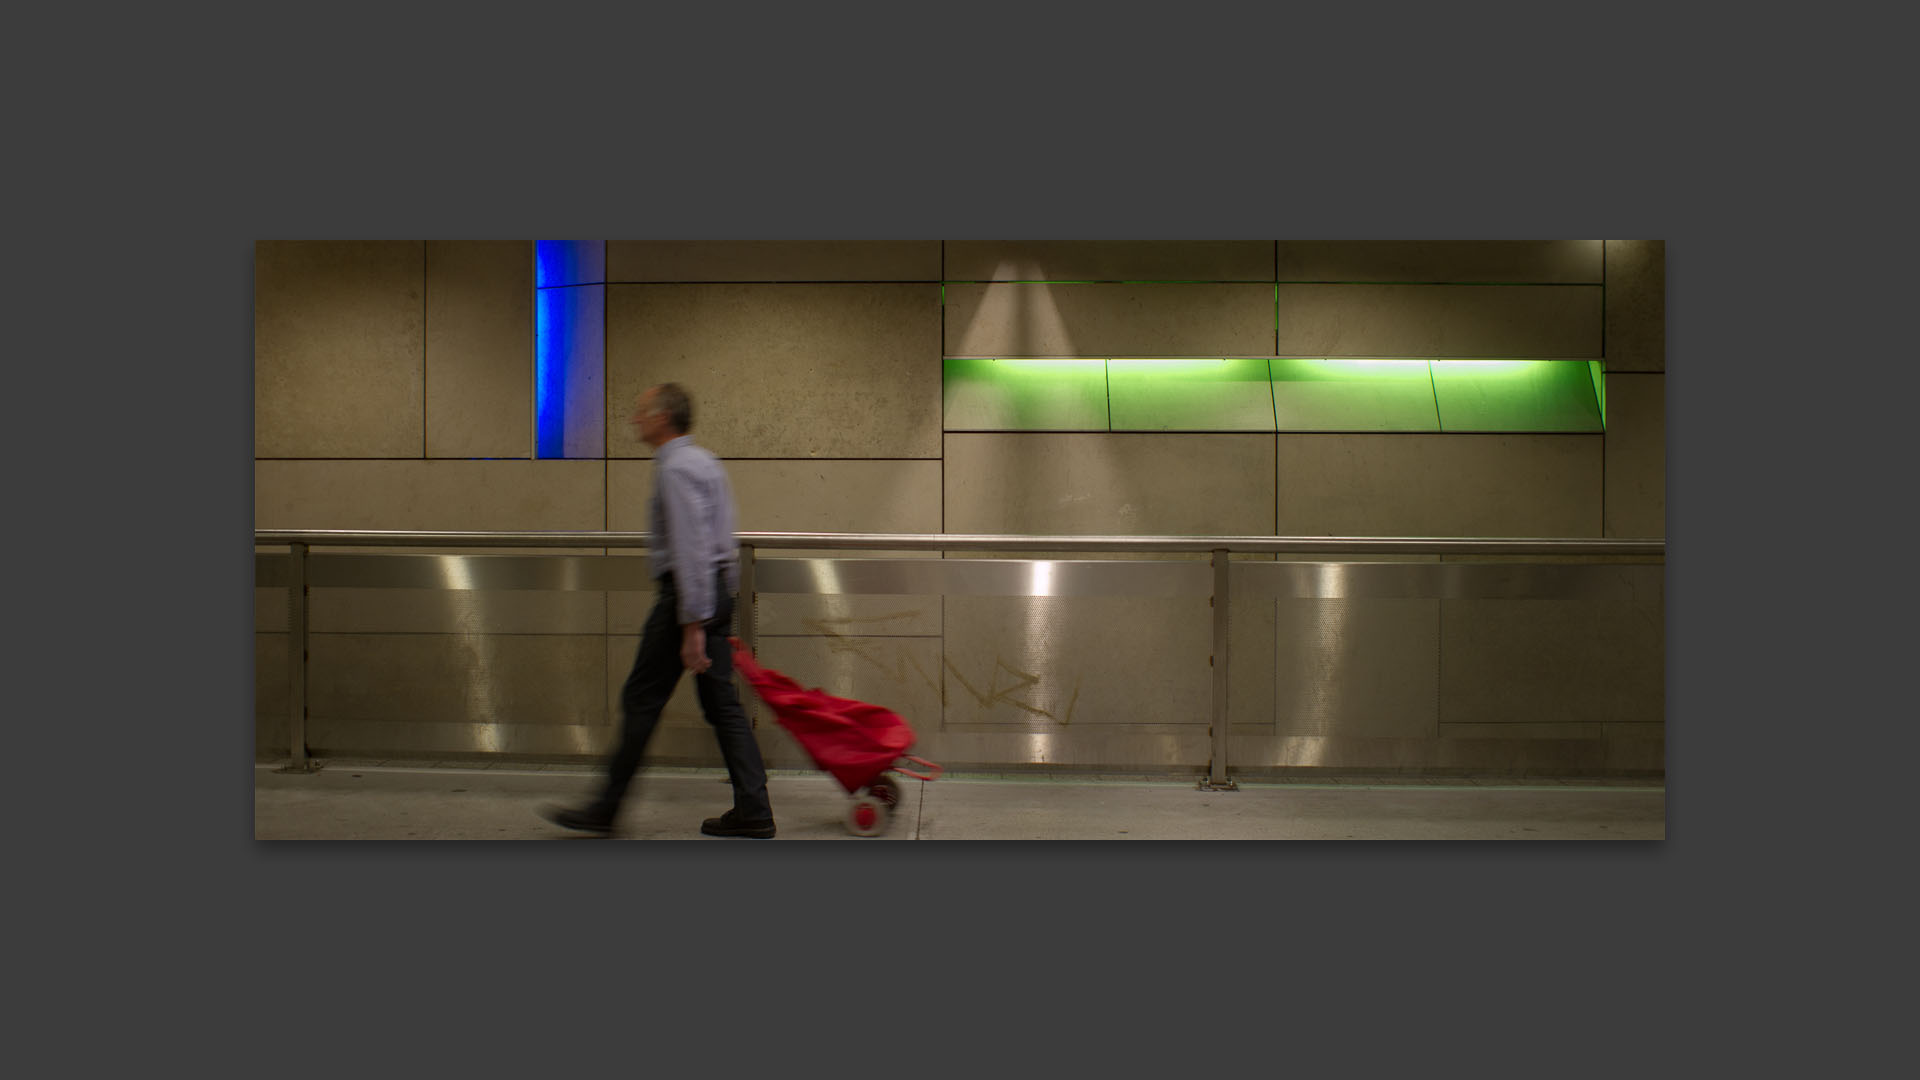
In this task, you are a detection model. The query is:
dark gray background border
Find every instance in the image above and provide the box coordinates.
[21,4,1871,1074]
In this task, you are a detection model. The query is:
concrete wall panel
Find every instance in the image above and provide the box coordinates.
[1275,434,1601,537]
[1276,241,1603,283]
[255,459,606,531]
[426,241,533,459]
[256,241,425,458]
[945,283,1275,357]
[944,241,1275,282]
[945,433,1276,537]
[606,284,941,459]
[1275,284,1601,358]
[1604,240,1665,372]
[1605,374,1665,537]
[609,241,940,282]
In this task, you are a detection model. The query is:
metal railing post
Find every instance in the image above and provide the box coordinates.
[738,542,756,726]
[1203,548,1237,791]
[281,541,317,773]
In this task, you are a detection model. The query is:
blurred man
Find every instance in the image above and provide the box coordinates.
[542,383,775,838]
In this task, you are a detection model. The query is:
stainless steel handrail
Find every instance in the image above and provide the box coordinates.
[256,530,1664,556]
[256,529,1663,782]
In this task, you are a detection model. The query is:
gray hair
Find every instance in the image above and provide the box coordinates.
[647,383,693,434]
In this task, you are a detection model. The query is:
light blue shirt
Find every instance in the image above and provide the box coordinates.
[648,435,740,625]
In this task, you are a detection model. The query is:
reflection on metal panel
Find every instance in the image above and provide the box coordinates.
[755,593,943,637]
[304,720,607,760]
[1430,359,1602,432]
[942,357,1109,431]
[942,596,1211,729]
[269,553,656,591]
[1273,598,1439,738]
[1269,358,1441,432]
[1107,358,1276,431]
[1225,735,1617,774]
[907,731,1212,771]
[261,544,1662,775]
[1440,566,1663,726]
[308,588,608,635]
[1231,561,1648,600]
[756,558,1211,599]
[308,634,608,736]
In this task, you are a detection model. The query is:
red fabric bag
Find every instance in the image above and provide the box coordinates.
[730,639,919,795]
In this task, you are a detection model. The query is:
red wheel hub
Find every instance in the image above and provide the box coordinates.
[854,804,877,830]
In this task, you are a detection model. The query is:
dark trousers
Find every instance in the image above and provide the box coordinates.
[592,571,772,821]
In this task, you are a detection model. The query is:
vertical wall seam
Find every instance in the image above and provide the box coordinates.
[530,244,538,460]
[1600,241,1609,536]
[938,241,948,731]
[422,243,429,460]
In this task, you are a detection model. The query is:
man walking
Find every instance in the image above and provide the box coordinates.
[542,383,776,838]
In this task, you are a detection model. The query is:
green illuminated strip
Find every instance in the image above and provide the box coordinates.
[1430,359,1602,432]
[940,357,1604,433]
[943,357,1108,431]
[1111,357,1274,431]
[1270,357,1440,432]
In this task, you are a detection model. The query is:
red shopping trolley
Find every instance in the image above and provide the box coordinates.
[729,638,941,836]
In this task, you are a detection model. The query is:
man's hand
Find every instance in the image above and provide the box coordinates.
[681,623,710,674]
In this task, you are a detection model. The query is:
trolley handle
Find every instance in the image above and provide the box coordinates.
[893,755,942,782]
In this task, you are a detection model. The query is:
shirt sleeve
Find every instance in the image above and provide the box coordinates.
[657,459,717,625]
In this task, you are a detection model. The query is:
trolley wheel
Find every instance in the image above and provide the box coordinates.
[868,775,902,808]
[846,796,889,837]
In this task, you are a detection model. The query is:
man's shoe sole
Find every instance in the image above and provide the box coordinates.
[541,805,614,834]
[701,822,776,839]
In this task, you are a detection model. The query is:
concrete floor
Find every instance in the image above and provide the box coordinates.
[254,761,1665,840]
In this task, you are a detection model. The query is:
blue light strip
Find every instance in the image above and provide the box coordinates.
[533,283,569,458]
[533,241,601,459]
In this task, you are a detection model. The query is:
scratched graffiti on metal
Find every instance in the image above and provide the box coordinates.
[794,610,1083,725]
[800,611,941,695]
[943,655,1082,725]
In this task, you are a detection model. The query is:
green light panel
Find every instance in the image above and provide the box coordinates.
[1109,358,1276,431]
[942,357,1109,431]
[941,357,1606,433]
[1269,358,1441,432]
[1590,360,1607,429]
[1430,360,1603,432]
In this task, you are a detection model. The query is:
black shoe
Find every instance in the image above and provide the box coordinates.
[701,810,776,839]
[541,803,614,835]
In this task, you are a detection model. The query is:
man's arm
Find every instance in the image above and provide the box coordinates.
[657,460,717,673]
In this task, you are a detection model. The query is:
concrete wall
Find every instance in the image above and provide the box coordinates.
[256,240,1664,774]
